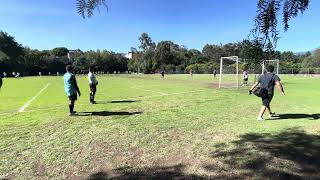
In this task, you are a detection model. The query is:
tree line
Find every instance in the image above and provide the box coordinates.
[0,31,318,76]
[128,33,318,74]
[0,31,128,76]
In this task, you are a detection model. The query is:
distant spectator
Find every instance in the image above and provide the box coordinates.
[161,70,165,78]
[242,70,249,86]
[213,68,217,78]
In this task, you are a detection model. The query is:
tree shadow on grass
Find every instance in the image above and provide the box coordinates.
[87,165,207,180]
[78,111,142,117]
[270,114,320,120]
[206,128,320,179]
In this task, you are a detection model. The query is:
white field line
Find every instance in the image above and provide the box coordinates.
[18,83,50,112]
[130,86,168,95]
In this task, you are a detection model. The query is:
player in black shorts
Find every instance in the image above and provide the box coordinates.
[249,65,285,120]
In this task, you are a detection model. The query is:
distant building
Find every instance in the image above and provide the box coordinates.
[68,49,82,59]
[124,52,133,59]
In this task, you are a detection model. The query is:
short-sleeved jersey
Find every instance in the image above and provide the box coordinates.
[64,72,77,96]
[88,72,98,85]
[258,72,280,95]
[243,71,248,79]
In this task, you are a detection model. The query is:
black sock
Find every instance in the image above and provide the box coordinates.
[90,93,92,102]
[69,104,74,113]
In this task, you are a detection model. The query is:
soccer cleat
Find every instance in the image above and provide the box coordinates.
[269,112,276,118]
[69,111,77,116]
[257,116,264,121]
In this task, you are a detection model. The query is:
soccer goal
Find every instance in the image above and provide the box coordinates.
[262,59,279,74]
[219,56,241,88]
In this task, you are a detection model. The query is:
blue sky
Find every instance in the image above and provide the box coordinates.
[0,0,319,53]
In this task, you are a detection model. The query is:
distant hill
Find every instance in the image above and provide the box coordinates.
[295,49,318,56]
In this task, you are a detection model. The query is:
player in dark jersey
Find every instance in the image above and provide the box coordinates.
[161,71,165,78]
[249,65,285,120]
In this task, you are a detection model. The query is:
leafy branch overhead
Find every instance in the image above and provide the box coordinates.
[76,0,108,18]
[252,0,309,50]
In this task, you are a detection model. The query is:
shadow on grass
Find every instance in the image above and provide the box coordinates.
[87,165,207,180]
[109,100,140,104]
[78,111,142,117]
[270,114,320,120]
[95,100,140,104]
[206,128,320,179]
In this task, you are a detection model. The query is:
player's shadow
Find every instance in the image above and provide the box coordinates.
[78,111,142,117]
[270,113,320,120]
[109,100,140,103]
[95,100,140,104]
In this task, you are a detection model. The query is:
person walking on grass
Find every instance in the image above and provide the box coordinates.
[213,68,217,78]
[88,66,98,104]
[64,65,81,116]
[249,65,285,120]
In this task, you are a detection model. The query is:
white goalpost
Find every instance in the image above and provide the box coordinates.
[219,56,240,88]
[262,59,280,74]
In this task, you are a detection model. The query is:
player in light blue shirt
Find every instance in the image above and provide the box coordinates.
[64,65,81,116]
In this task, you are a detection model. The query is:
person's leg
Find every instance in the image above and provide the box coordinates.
[69,100,75,114]
[92,85,96,103]
[258,105,267,119]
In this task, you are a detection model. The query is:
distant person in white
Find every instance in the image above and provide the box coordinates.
[88,66,98,104]
[242,70,248,86]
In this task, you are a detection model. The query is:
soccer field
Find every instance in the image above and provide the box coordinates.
[1,74,320,179]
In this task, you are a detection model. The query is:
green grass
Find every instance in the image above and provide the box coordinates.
[0,74,320,179]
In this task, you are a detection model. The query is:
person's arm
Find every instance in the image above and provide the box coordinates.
[71,76,81,96]
[275,81,285,95]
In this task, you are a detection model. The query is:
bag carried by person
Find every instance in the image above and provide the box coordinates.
[253,74,275,98]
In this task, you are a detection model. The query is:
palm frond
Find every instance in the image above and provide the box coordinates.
[76,0,108,18]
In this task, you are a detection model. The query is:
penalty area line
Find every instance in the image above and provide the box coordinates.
[18,83,50,113]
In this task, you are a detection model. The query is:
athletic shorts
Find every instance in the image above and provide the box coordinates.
[90,84,97,93]
[68,94,78,101]
[243,78,248,81]
[262,94,273,106]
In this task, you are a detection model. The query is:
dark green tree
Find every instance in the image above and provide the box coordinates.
[51,47,69,57]
[139,33,156,52]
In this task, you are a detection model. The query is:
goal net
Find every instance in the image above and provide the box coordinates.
[219,56,242,88]
[262,59,279,74]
